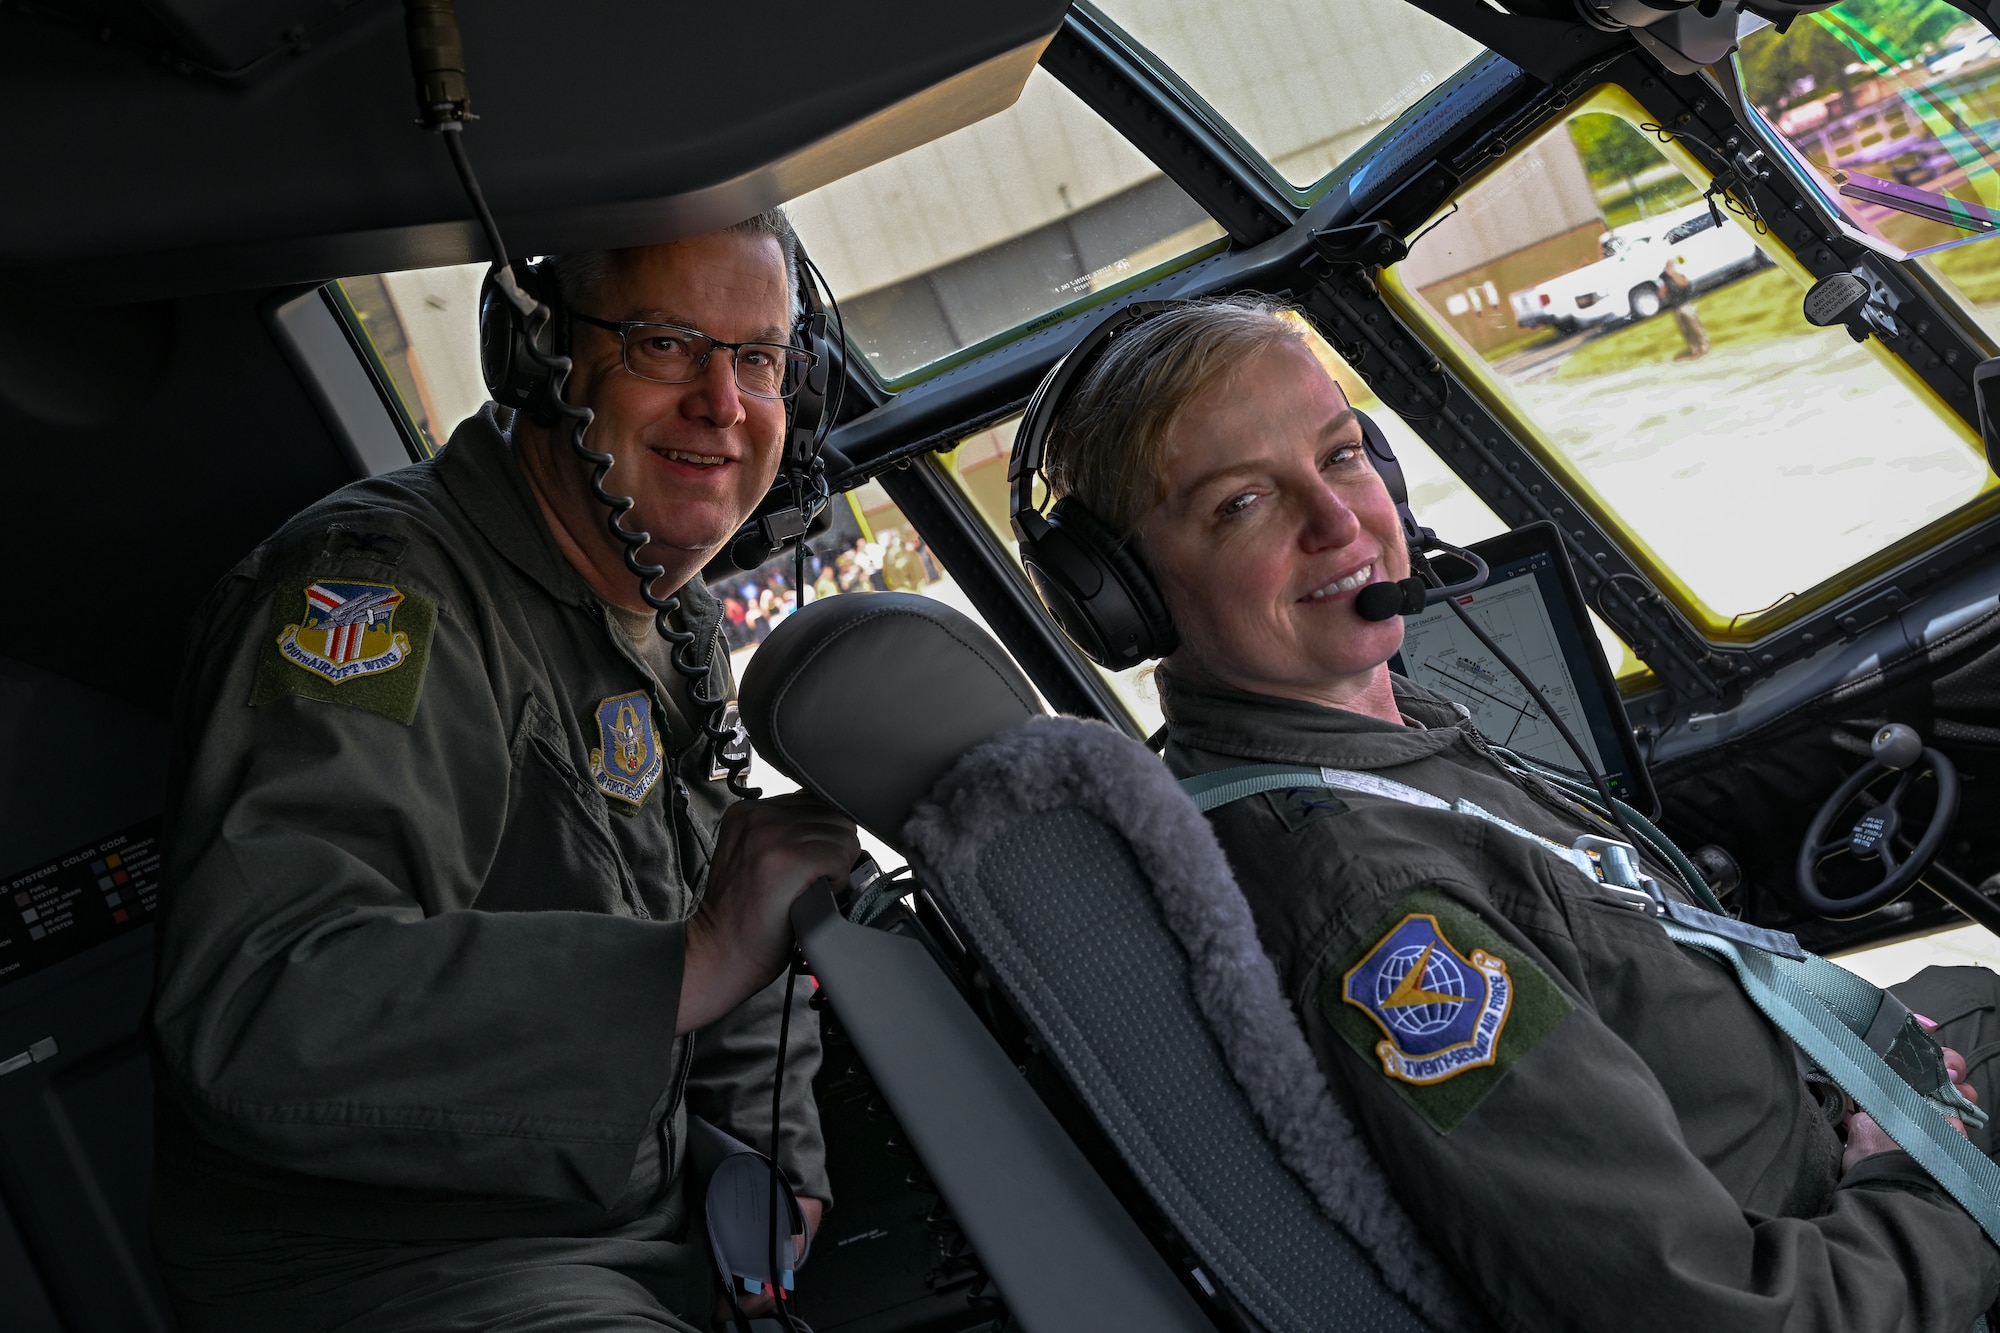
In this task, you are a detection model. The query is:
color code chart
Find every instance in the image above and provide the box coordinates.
[1,816,161,989]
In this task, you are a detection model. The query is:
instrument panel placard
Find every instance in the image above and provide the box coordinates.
[1,817,161,990]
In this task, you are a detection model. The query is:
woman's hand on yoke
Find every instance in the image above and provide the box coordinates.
[1840,1018,1979,1175]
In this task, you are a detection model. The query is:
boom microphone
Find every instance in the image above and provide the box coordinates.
[1355,577,1427,621]
[1354,534,1490,622]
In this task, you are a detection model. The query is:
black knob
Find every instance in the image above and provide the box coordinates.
[1871,722,1924,770]
[1690,844,1742,899]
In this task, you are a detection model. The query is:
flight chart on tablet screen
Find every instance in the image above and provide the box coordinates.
[1397,576,1607,775]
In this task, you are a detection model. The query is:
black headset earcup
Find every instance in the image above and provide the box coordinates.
[1019,498,1176,670]
[477,274,517,402]
[478,263,562,425]
[1355,407,1426,556]
[785,305,830,468]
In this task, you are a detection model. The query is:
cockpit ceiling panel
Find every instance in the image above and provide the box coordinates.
[0,1,1066,299]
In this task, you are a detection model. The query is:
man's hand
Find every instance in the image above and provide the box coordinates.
[1839,1014,1979,1175]
[679,794,857,1034]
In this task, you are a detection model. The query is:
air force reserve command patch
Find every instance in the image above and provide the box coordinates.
[589,691,665,807]
[251,578,438,725]
[1324,891,1571,1133]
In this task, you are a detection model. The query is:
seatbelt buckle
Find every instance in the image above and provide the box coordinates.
[1572,834,1668,915]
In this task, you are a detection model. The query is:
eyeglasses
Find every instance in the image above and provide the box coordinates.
[571,312,817,400]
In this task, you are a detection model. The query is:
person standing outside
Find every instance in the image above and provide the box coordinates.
[1662,252,1709,359]
[151,214,855,1331]
[881,530,928,593]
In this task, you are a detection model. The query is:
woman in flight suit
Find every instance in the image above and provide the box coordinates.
[1038,297,2000,1331]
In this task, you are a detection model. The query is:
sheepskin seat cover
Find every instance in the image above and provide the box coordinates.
[903,715,1483,1333]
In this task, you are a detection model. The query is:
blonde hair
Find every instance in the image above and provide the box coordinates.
[1041,296,1306,536]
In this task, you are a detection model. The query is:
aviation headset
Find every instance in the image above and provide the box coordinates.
[477,243,837,571]
[1008,299,1469,672]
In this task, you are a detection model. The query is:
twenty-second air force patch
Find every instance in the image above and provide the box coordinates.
[1323,891,1571,1133]
[252,578,437,725]
[589,691,664,807]
[1344,913,1511,1086]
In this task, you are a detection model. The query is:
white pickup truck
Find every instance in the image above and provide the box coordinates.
[1510,202,1768,334]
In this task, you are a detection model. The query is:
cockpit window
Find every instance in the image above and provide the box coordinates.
[786,67,1227,388]
[1394,92,1995,645]
[336,264,489,454]
[1737,1,2000,343]
[1086,0,1485,191]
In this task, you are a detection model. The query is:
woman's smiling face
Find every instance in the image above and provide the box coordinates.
[1135,337,1410,709]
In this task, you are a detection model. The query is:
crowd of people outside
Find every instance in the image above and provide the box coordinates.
[712,528,942,651]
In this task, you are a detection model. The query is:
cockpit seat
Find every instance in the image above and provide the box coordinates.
[741,593,1477,1333]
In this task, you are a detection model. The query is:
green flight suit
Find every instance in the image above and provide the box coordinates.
[149,407,828,1332]
[1159,667,2000,1332]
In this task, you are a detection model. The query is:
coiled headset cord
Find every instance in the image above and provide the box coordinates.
[435,114,811,1333]
[442,128,757,798]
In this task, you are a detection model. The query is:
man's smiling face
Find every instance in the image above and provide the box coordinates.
[559,231,793,567]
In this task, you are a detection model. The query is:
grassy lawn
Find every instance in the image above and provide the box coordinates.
[1928,238,2000,304]
[1552,268,1807,380]
[1481,327,1562,363]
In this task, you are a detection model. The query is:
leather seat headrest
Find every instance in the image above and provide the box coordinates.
[739,592,1045,847]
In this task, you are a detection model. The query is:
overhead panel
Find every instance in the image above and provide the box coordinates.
[1,1,1069,298]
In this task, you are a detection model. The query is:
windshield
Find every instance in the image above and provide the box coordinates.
[1087,0,1486,189]
[1737,0,2000,339]
[1396,91,1994,641]
[786,67,1226,387]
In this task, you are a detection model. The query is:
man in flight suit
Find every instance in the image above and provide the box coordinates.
[149,211,857,1331]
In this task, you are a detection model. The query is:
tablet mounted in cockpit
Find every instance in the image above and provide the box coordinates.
[1390,520,1656,816]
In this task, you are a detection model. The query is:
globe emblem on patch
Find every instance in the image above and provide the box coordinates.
[1374,944,1471,1037]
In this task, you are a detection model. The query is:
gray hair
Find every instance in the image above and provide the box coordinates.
[548,207,802,322]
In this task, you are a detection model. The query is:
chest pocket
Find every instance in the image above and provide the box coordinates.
[476,693,641,916]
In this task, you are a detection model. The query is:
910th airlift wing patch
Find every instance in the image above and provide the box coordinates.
[251,579,437,725]
[1323,891,1570,1133]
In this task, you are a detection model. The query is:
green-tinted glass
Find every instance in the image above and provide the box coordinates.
[1738,1,2000,346]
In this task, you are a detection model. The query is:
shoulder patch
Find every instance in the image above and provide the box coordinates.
[251,580,437,724]
[1323,890,1570,1133]
[589,691,665,808]
[1262,785,1350,832]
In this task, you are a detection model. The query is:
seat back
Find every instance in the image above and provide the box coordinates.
[743,596,1479,1333]
[905,717,1477,1333]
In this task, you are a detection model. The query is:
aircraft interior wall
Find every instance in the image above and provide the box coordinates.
[0,281,361,717]
[0,278,360,1332]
